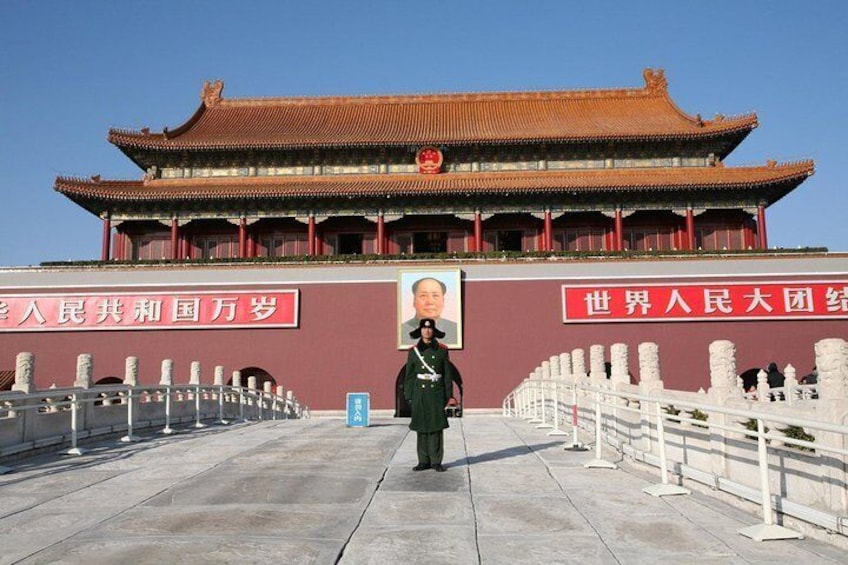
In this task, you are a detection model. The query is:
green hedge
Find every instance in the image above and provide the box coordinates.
[40,247,830,268]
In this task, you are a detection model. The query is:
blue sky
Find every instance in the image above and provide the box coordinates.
[1,1,846,266]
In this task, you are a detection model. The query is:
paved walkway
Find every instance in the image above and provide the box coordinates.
[0,416,844,564]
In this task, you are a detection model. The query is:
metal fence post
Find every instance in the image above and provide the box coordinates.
[738,417,803,541]
[584,389,617,469]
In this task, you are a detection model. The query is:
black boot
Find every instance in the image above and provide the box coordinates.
[413,463,430,471]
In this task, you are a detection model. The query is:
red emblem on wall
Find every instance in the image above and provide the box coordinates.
[416,146,443,174]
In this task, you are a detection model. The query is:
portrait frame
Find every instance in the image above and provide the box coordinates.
[397,267,463,349]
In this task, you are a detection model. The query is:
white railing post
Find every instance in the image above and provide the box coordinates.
[214,365,228,425]
[738,417,803,541]
[643,401,690,497]
[564,383,587,451]
[67,392,85,455]
[161,359,175,434]
[584,388,617,469]
[536,364,552,429]
[548,379,568,437]
[194,384,206,429]
[120,386,140,443]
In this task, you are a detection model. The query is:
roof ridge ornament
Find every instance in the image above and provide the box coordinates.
[643,68,667,94]
[201,80,224,106]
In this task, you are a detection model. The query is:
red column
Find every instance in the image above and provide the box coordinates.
[543,210,553,252]
[238,217,247,258]
[307,215,316,256]
[171,219,179,260]
[474,211,483,252]
[101,215,111,261]
[614,209,624,251]
[248,231,256,258]
[685,208,695,251]
[756,204,768,249]
[377,214,385,255]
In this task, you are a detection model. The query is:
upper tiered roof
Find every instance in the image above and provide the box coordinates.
[108,69,757,157]
[56,160,813,214]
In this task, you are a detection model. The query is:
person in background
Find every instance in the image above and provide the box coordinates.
[800,366,818,385]
[766,362,785,388]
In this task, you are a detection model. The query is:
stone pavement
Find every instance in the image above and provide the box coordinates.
[0,416,845,564]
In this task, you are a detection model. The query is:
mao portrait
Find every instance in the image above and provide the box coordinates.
[397,268,462,349]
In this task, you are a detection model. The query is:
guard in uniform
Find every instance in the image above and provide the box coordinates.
[404,318,455,472]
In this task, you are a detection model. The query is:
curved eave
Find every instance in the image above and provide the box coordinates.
[107,119,757,153]
[55,161,813,215]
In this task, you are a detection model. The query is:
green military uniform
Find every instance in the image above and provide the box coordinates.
[404,338,455,468]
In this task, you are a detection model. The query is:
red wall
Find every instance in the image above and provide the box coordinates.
[1,274,844,411]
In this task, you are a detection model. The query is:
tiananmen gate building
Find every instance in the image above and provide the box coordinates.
[1,69,845,411]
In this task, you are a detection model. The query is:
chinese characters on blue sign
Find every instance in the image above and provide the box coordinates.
[346,393,370,427]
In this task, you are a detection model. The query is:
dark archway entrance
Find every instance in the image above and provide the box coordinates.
[231,366,276,389]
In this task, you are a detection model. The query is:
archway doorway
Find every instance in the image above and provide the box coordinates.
[231,366,276,390]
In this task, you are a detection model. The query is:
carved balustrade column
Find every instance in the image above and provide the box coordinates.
[190,361,201,385]
[549,355,561,378]
[559,352,572,381]
[813,338,848,514]
[610,343,629,387]
[75,354,93,389]
[706,339,739,478]
[124,357,139,386]
[13,352,35,394]
[214,365,224,386]
[571,348,586,379]
[638,342,663,451]
[160,359,174,386]
[589,345,606,382]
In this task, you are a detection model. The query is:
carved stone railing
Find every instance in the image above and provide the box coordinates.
[503,338,848,541]
[0,353,308,462]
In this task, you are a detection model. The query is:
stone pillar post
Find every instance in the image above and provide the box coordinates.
[610,343,629,386]
[232,370,242,388]
[214,366,224,386]
[124,357,139,386]
[12,352,35,394]
[12,353,36,442]
[707,339,738,477]
[75,354,93,389]
[549,355,561,378]
[589,344,606,382]
[189,361,201,385]
[814,338,848,514]
[247,376,257,390]
[559,352,572,380]
[160,359,174,386]
[571,348,586,379]
[638,342,663,451]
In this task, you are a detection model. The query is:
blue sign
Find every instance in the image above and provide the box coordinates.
[346,392,370,427]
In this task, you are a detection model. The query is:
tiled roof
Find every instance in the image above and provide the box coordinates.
[55,161,814,205]
[107,69,757,151]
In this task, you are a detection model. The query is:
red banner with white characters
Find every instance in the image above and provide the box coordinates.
[562,281,848,323]
[0,290,299,332]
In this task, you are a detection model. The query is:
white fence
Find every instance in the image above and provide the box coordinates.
[0,352,308,462]
[503,338,848,541]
